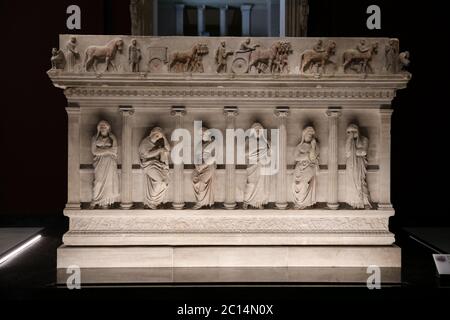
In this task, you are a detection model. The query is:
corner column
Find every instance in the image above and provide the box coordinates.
[175,4,185,36]
[66,104,81,210]
[240,4,253,36]
[378,107,393,209]
[120,106,134,209]
[224,106,238,209]
[275,107,289,209]
[171,106,186,210]
[326,108,341,210]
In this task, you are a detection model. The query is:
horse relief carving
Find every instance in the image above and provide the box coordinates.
[83,38,124,72]
[50,36,410,77]
[342,40,378,74]
[168,43,209,73]
[300,40,336,74]
[231,39,292,74]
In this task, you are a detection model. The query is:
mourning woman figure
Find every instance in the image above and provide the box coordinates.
[345,124,371,209]
[90,120,120,209]
[192,128,216,210]
[139,127,171,209]
[243,122,271,209]
[292,126,319,209]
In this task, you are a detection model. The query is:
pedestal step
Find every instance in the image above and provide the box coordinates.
[63,208,395,246]
[57,245,401,269]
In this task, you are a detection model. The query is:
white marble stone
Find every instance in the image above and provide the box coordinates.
[48,35,411,273]
[57,245,400,268]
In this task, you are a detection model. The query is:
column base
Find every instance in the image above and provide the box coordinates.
[223,202,237,210]
[275,202,288,210]
[120,202,134,210]
[65,203,81,210]
[378,203,393,209]
[327,202,340,210]
[172,202,185,210]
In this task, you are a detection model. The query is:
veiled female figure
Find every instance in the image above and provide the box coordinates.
[243,122,271,209]
[192,128,216,209]
[90,120,120,209]
[292,126,319,209]
[139,127,171,209]
[345,124,372,209]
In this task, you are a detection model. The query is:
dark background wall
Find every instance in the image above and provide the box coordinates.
[0,0,448,228]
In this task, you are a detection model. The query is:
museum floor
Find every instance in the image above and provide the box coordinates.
[1,218,449,302]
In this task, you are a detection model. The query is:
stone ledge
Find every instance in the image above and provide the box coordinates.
[63,231,395,246]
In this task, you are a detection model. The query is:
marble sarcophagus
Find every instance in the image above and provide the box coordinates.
[48,35,410,272]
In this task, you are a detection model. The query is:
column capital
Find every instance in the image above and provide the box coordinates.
[119,105,135,115]
[175,3,185,9]
[197,4,206,10]
[224,106,239,117]
[275,106,290,117]
[241,4,253,11]
[219,5,229,10]
[66,102,80,115]
[325,108,341,118]
[171,106,186,116]
[379,107,394,116]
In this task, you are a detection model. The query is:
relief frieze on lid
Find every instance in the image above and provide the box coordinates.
[49,35,410,77]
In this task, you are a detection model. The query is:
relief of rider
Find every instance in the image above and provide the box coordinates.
[236,38,259,53]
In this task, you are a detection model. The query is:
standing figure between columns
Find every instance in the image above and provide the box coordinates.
[192,127,216,210]
[243,123,270,209]
[90,120,120,209]
[139,127,171,209]
[292,126,319,209]
[345,124,371,209]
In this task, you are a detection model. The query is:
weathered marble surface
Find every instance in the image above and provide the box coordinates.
[49,35,410,271]
[49,35,410,76]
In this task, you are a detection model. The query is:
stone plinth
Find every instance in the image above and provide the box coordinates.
[63,208,395,246]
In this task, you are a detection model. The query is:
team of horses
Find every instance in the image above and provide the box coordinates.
[77,37,379,75]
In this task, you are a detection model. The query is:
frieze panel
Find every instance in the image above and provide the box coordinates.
[49,35,410,77]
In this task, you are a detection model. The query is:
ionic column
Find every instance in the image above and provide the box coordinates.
[175,4,185,36]
[66,104,81,210]
[378,107,393,209]
[224,106,238,209]
[197,5,206,36]
[275,107,289,209]
[120,106,134,209]
[171,106,186,210]
[240,4,253,36]
[326,108,341,210]
[219,5,228,36]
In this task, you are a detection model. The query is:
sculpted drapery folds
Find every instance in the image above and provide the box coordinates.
[345,124,372,209]
[139,127,171,209]
[90,120,120,209]
[192,128,216,210]
[292,126,319,209]
[243,123,271,209]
